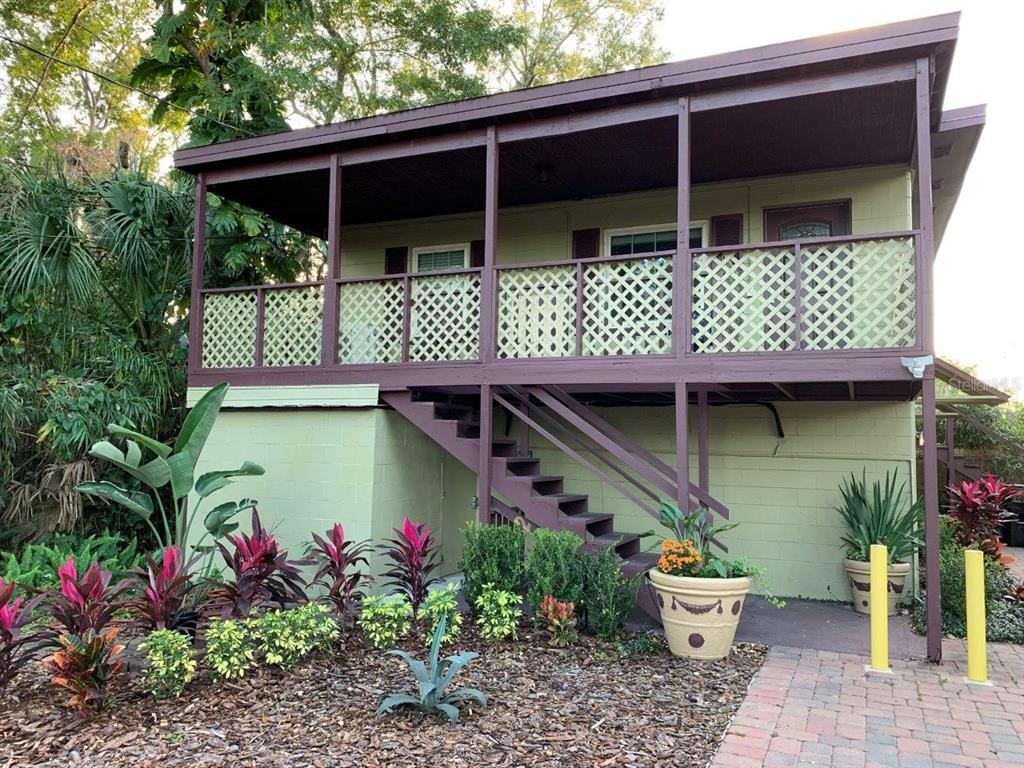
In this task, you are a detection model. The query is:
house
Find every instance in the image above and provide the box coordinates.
[174,13,983,661]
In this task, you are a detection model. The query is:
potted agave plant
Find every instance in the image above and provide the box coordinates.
[648,502,780,661]
[834,470,923,615]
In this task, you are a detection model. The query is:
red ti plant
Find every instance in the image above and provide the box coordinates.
[130,546,203,636]
[947,474,1020,550]
[210,508,309,618]
[538,595,578,648]
[309,523,371,620]
[47,628,126,714]
[380,518,441,616]
[50,559,128,635]
[1,579,53,695]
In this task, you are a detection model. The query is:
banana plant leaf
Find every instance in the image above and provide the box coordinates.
[88,440,170,489]
[195,462,265,498]
[203,498,257,538]
[107,424,172,459]
[167,383,229,500]
[76,481,154,520]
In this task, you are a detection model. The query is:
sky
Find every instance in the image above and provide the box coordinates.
[656,1,1024,399]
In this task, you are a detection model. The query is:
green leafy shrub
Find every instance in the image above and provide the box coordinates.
[458,522,525,609]
[253,603,339,667]
[140,629,196,698]
[474,584,522,642]
[204,618,255,680]
[525,529,584,614]
[420,584,463,646]
[376,615,486,723]
[0,531,142,590]
[358,594,413,649]
[580,547,639,640]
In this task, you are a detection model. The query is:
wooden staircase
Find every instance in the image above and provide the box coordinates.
[380,387,729,591]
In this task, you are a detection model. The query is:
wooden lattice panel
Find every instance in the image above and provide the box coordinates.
[338,279,404,364]
[691,247,796,353]
[497,266,577,358]
[800,236,916,350]
[201,291,257,368]
[582,257,673,356]
[263,285,324,367]
[409,272,481,361]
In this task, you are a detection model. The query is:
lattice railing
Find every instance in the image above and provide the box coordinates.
[582,256,673,355]
[497,265,577,358]
[800,236,916,350]
[691,246,797,353]
[263,285,324,366]
[690,235,918,353]
[409,271,481,362]
[338,279,404,364]
[202,291,258,368]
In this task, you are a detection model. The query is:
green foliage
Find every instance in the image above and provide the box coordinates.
[358,594,413,649]
[657,500,739,564]
[376,615,486,724]
[616,631,663,657]
[833,470,923,563]
[0,531,142,591]
[47,628,126,713]
[579,547,638,640]
[420,584,463,646]
[204,618,256,681]
[253,604,340,667]
[458,522,525,610]
[525,529,585,614]
[140,629,197,699]
[473,584,522,643]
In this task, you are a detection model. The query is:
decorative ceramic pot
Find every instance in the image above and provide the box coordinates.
[648,569,751,660]
[842,558,911,615]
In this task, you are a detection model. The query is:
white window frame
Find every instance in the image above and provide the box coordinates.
[410,243,470,273]
[603,221,709,257]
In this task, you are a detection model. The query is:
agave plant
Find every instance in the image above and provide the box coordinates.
[834,470,923,563]
[130,546,203,635]
[376,614,486,723]
[380,518,441,616]
[209,508,309,618]
[76,382,263,555]
[50,559,129,635]
[1,579,53,694]
[308,523,371,619]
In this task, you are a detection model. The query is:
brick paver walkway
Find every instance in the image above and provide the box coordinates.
[712,640,1024,768]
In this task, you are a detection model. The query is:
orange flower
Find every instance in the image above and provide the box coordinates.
[657,538,703,577]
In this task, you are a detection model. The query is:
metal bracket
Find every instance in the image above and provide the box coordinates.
[900,355,933,379]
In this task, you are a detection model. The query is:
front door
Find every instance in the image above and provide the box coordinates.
[764,201,851,241]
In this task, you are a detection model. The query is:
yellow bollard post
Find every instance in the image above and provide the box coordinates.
[869,544,889,672]
[965,549,988,683]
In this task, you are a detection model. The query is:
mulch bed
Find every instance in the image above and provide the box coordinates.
[0,625,766,768]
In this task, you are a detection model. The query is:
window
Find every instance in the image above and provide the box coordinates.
[779,220,832,240]
[412,244,468,272]
[604,223,707,257]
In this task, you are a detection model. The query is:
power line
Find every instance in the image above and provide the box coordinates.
[0,32,254,139]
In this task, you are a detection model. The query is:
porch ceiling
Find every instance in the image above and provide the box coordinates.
[210,80,915,237]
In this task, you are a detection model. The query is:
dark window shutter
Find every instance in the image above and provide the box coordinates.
[385,246,408,275]
[572,228,600,259]
[470,239,485,268]
[710,214,743,247]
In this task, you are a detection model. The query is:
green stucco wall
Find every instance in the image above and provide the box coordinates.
[525,401,918,601]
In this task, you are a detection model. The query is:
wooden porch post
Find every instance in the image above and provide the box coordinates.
[945,415,956,488]
[478,383,493,523]
[914,57,936,353]
[187,173,207,371]
[480,126,499,363]
[322,153,342,366]
[674,97,691,358]
[922,376,942,662]
[697,388,709,495]
[675,381,689,512]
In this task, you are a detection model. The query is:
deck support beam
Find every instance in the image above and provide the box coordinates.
[922,376,942,662]
[675,97,691,358]
[188,173,207,370]
[945,415,956,488]
[675,381,689,512]
[322,154,341,366]
[697,389,709,495]
[478,383,493,523]
[480,126,499,363]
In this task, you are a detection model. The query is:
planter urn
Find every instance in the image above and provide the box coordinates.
[842,558,911,615]
[649,568,751,660]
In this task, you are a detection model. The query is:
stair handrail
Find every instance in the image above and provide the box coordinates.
[939,404,1024,459]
